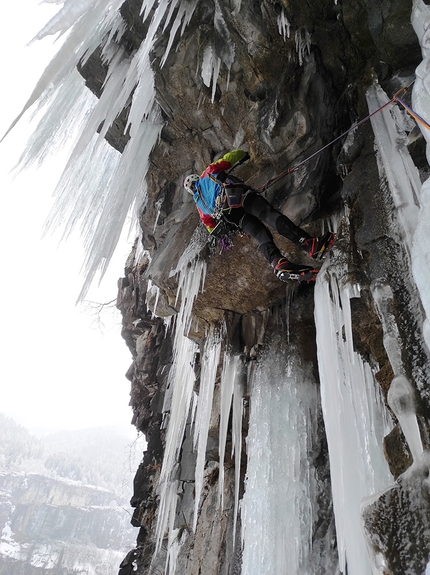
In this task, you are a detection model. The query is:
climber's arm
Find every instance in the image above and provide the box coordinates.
[201,150,250,178]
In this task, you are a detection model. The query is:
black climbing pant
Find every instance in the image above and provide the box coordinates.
[222,191,311,264]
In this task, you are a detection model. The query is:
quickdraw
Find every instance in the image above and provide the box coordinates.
[394,96,430,132]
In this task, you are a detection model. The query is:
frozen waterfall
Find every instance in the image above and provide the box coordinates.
[241,326,337,575]
[6,1,430,574]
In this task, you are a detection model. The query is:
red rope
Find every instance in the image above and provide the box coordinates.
[257,86,410,193]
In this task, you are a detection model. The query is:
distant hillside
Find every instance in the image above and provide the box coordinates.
[0,414,144,575]
[0,414,144,500]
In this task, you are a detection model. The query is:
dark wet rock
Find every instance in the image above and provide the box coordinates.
[363,459,430,575]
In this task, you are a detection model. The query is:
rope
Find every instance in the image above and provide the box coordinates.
[394,96,430,131]
[257,84,413,193]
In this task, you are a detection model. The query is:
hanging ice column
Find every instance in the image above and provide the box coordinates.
[201,0,235,102]
[241,324,337,575]
[366,82,421,249]
[6,0,202,300]
[154,258,206,554]
[314,261,393,575]
[361,285,430,574]
[373,285,424,465]
[410,0,430,350]
[192,327,222,531]
[218,354,244,538]
[154,256,238,573]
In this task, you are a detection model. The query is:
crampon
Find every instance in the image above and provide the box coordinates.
[277,268,319,283]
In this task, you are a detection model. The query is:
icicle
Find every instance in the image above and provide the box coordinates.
[122,6,168,138]
[15,69,98,172]
[200,1,235,102]
[218,352,243,535]
[373,284,424,465]
[366,82,421,248]
[201,45,222,103]
[218,354,235,509]
[411,0,430,350]
[154,258,206,552]
[372,284,405,377]
[140,0,159,21]
[153,197,164,232]
[213,0,235,71]
[29,0,92,43]
[295,28,311,66]
[314,268,393,575]
[388,375,424,463]
[231,359,243,541]
[412,0,430,61]
[160,0,199,67]
[3,0,206,299]
[61,49,130,164]
[155,478,181,556]
[146,279,161,318]
[165,526,188,575]
[76,109,164,301]
[3,0,124,141]
[277,10,290,41]
[175,259,207,332]
[192,327,222,531]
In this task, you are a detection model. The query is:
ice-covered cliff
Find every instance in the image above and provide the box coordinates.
[6,0,430,574]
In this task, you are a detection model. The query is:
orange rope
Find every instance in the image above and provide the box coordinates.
[394,96,430,131]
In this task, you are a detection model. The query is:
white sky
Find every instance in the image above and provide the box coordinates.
[0,1,137,437]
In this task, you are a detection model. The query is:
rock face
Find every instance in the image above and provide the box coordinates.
[0,472,132,575]
[0,418,138,575]
[78,1,430,573]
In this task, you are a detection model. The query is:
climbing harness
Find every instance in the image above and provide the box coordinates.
[208,218,238,254]
[257,81,429,193]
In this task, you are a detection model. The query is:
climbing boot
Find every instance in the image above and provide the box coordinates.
[272,258,319,283]
[301,231,336,260]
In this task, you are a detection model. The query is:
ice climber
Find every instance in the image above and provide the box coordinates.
[184,149,336,283]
